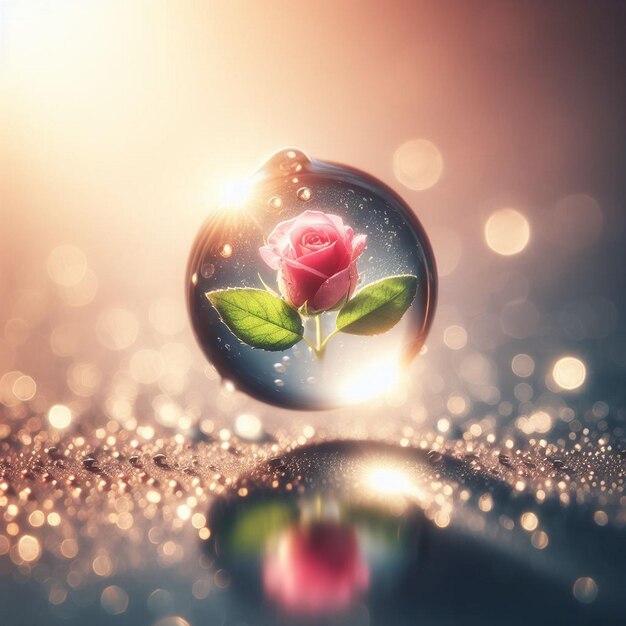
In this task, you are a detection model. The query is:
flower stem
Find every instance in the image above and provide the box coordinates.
[320,328,339,350]
[315,315,324,355]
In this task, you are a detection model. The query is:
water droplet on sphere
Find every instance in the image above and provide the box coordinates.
[427,450,443,465]
[219,243,233,258]
[201,263,215,279]
[297,187,312,202]
[268,196,283,211]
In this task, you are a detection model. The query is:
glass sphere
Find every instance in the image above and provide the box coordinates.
[187,148,437,409]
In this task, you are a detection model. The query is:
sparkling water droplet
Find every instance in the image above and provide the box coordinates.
[201,263,215,279]
[273,363,286,374]
[297,187,312,202]
[129,455,142,468]
[83,456,101,473]
[268,196,283,211]
[274,379,285,387]
[427,450,443,465]
[268,456,286,470]
[219,243,233,258]
[153,453,170,469]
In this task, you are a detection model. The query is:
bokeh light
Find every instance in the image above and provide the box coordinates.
[47,404,73,429]
[552,356,587,391]
[485,208,530,255]
[393,139,443,191]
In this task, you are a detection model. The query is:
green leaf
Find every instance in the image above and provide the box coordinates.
[206,288,303,351]
[336,274,418,336]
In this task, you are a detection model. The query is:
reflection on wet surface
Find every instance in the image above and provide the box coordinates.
[204,441,625,625]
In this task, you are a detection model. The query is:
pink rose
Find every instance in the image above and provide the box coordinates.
[262,522,369,615]
[259,210,367,313]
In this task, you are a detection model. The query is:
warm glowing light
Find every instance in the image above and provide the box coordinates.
[552,356,586,390]
[393,139,443,191]
[235,413,263,441]
[48,404,72,429]
[340,356,401,404]
[217,176,256,207]
[18,535,41,562]
[366,467,413,496]
[521,511,538,531]
[517,410,552,435]
[485,208,530,255]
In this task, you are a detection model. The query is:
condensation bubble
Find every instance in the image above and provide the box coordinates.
[201,262,215,279]
[393,139,444,191]
[485,208,530,256]
[219,243,233,258]
[297,187,312,202]
[268,196,283,211]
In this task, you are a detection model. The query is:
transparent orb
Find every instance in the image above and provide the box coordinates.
[187,148,437,409]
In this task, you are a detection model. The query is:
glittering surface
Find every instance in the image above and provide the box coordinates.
[2,1,626,625]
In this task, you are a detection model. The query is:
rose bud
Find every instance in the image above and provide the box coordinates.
[262,521,369,615]
[259,210,367,313]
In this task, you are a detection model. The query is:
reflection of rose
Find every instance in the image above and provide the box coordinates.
[259,211,367,313]
[262,522,369,614]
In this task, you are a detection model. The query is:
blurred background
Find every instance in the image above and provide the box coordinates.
[1,1,626,625]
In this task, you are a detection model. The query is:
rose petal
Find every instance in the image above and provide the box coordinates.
[297,240,348,277]
[310,261,358,312]
[323,213,346,233]
[279,260,327,308]
[290,223,339,255]
[259,244,281,270]
[351,234,367,260]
